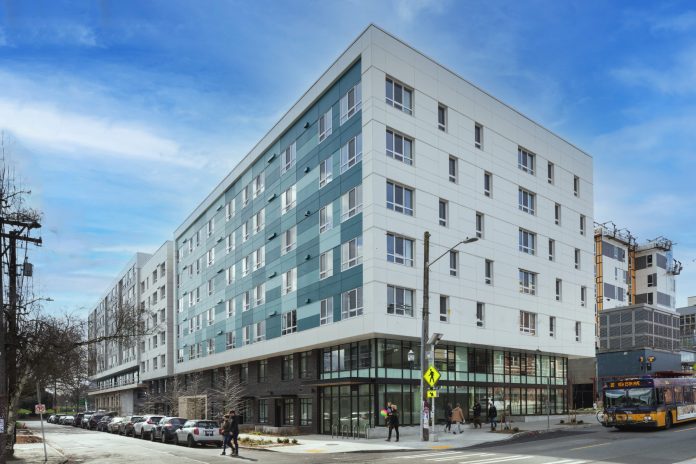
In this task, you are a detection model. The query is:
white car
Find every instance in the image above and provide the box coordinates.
[61,415,75,425]
[175,420,223,447]
[133,415,164,439]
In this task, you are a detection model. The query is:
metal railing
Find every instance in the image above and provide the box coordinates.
[330,423,338,439]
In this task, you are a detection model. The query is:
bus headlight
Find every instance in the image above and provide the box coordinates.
[643,415,652,422]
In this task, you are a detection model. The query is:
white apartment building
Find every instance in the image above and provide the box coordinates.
[166,25,595,432]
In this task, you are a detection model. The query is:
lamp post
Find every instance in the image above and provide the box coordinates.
[407,349,415,378]
[420,232,478,441]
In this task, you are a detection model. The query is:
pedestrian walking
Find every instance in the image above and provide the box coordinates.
[387,404,400,442]
[450,403,464,433]
[472,401,482,429]
[444,402,453,432]
[229,409,240,456]
[488,403,498,431]
[220,415,232,456]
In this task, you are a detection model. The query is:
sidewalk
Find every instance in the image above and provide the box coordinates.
[9,441,68,463]
[241,413,600,454]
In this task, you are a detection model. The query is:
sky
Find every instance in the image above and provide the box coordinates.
[2,0,696,315]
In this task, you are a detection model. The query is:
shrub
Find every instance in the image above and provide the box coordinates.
[277,437,282,444]
[17,409,31,417]
[559,420,565,424]
[291,438,298,444]
[512,427,519,432]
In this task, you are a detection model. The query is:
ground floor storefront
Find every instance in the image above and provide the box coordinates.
[139,337,571,434]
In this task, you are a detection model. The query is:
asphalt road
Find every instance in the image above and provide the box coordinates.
[28,420,696,464]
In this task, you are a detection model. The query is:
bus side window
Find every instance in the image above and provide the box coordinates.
[656,388,665,405]
[675,386,684,404]
[684,386,694,404]
[665,388,674,405]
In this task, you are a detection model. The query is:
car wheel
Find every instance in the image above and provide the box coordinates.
[174,434,179,446]
[141,430,146,440]
[187,435,195,448]
[161,433,167,444]
[151,431,156,442]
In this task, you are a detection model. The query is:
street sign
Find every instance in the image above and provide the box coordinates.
[424,365,441,387]
[427,389,438,398]
[35,404,46,414]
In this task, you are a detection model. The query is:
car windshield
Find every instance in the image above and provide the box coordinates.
[197,421,217,428]
[605,388,655,407]
[170,418,186,425]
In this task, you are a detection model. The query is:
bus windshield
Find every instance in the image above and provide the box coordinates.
[605,388,655,408]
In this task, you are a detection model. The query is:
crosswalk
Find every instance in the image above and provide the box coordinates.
[397,451,588,464]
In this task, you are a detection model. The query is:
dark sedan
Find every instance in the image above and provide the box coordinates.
[119,415,143,436]
[151,417,187,444]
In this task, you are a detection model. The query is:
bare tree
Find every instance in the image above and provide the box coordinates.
[208,367,246,419]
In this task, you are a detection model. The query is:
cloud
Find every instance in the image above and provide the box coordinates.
[611,45,696,95]
[90,244,161,255]
[393,0,447,22]
[650,11,696,33]
[0,99,197,166]
[0,27,7,46]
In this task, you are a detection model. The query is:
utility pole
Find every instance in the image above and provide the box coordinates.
[420,231,430,442]
[0,218,42,463]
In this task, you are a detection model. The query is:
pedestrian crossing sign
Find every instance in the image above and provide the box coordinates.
[424,365,440,387]
[427,389,438,398]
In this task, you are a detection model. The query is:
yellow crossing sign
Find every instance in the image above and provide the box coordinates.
[424,365,440,387]
[427,389,438,398]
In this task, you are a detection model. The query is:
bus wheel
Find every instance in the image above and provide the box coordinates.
[665,412,673,430]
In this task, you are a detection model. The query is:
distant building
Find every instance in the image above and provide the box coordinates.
[677,300,696,371]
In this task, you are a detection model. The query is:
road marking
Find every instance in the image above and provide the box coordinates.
[399,452,463,459]
[430,453,495,462]
[673,426,696,433]
[543,460,587,464]
[569,442,610,450]
[458,456,531,464]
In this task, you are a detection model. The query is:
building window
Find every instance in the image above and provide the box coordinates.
[258,399,268,424]
[573,175,580,197]
[281,226,297,255]
[581,286,587,307]
[439,295,449,322]
[385,77,413,115]
[299,351,311,379]
[519,229,536,255]
[555,203,561,226]
[647,273,657,287]
[647,255,653,267]
[518,147,536,175]
[226,299,235,318]
[253,321,265,343]
[280,142,297,175]
[340,82,361,124]
[476,302,485,327]
[575,321,581,342]
[386,129,413,165]
[281,185,296,214]
[206,339,214,355]
[281,310,297,335]
[207,278,214,296]
[484,171,492,197]
[580,215,586,236]
[449,250,458,276]
[282,268,297,295]
[242,222,249,242]
[448,156,458,183]
[320,298,333,325]
[253,283,265,307]
[225,233,235,254]
[387,285,414,317]
[253,209,265,234]
[225,200,235,221]
[519,269,537,295]
[318,107,332,143]
[547,162,554,184]
[300,398,312,426]
[340,134,362,173]
[485,259,493,285]
[474,123,483,149]
[319,204,333,233]
[253,173,265,198]
[387,234,414,266]
[341,287,363,319]
[386,181,414,216]
[207,308,214,326]
[283,398,295,425]
[549,316,556,337]
[243,291,250,312]
[243,326,251,345]
[240,363,248,383]
[253,246,265,270]
[518,188,536,215]
[319,158,333,188]
[207,218,214,237]
[282,355,294,381]
[207,248,215,267]
[319,250,333,280]
[556,279,562,301]
[519,311,537,335]
[549,239,555,261]
[438,199,448,227]
[341,236,363,270]
[341,186,362,222]
[476,212,484,238]
[575,248,581,270]
[438,104,447,131]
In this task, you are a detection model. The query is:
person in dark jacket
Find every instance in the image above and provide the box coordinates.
[229,410,240,455]
[473,401,482,428]
[220,415,232,455]
[488,403,498,430]
[386,404,400,441]
[444,403,453,432]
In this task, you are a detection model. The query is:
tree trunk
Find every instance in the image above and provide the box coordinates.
[6,368,31,455]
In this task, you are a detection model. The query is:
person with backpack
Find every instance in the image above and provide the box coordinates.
[229,409,240,455]
[220,415,232,456]
[472,401,482,429]
[444,403,453,432]
[450,403,464,433]
[488,402,498,431]
[387,404,400,442]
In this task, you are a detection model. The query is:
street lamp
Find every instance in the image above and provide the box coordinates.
[420,233,478,441]
[407,349,415,379]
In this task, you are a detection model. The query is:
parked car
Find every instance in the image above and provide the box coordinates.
[119,415,143,436]
[73,413,85,427]
[175,420,223,448]
[82,414,93,428]
[107,417,125,433]
[97,415,114,432]
[47,414,57,423]
[49,414,65,424]
[133,415,164,439]
[61,415,75,425]
[88,413,105,429]
[151,417,187,444]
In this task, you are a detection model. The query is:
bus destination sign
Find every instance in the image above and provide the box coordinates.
[606,379,649,389]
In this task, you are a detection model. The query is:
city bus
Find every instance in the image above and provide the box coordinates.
[600,376,696,430]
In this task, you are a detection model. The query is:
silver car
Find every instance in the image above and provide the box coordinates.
[175,420,223,447]
[133,415,164,439]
